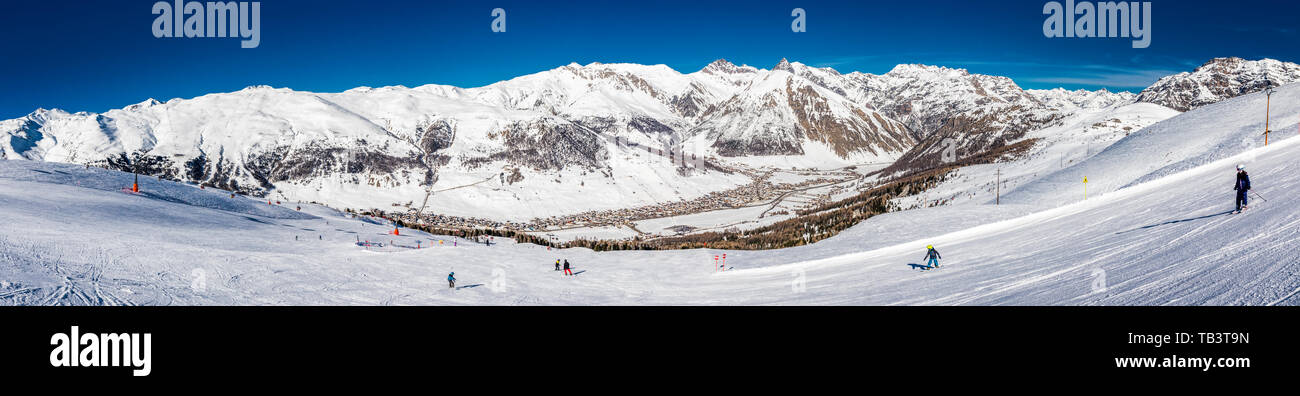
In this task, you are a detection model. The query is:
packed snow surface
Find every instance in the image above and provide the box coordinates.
[2,132,1297,305]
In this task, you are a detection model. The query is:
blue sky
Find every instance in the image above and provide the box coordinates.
[2,0,1298,119]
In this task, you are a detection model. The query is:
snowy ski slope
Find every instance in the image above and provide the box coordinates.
[1,132,1297,305]
[2,82,1298,305]
[1004,82,1300,207]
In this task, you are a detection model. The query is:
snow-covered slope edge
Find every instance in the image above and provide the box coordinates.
[886,101,1180,210]
[719,133,1300,305]
[1003,81,1300,207]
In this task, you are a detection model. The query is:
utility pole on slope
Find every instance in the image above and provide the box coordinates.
[1264,87,1275,146]
[996,168,1001,205]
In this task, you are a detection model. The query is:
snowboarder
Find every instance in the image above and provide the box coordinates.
[563,260,573,276]
[447,272,456,288]
[555,259,561,271]
[1234,164,1251,213]
[924,245,941,268]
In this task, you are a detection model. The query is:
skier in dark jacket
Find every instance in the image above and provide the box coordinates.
[924,245,942,268]
[1234,164,1251,213]
[563,260,573,276]
[447,272,456,288]
[555,259,561,271]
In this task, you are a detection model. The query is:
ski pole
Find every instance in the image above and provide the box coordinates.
[1251,191,1267,202]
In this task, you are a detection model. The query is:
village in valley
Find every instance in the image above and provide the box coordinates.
[382,162,874,242]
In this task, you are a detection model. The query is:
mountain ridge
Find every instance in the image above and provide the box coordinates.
[4,57,1285,221]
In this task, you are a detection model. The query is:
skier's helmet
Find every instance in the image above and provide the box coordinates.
[1237,164,1245,171]
[927,245,933,249]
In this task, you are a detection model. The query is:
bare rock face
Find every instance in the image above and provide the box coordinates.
[693,60,915,161]
[854,65,1081,175]
[418,120,456,154]
[1137,57,1300,112]
[486,119,604,171]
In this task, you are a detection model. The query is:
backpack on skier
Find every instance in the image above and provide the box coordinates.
[924,246,942,268]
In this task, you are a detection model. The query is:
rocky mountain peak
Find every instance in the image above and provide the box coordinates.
[1136,57,1300,112]
[773,58,795,73]
[701,59,740,74]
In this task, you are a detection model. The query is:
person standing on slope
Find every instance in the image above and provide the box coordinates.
[924,245,942,268]
[1234,164,1251,213]
[447,272,456,289]
[563,260,573,276]
[555,259,561,271]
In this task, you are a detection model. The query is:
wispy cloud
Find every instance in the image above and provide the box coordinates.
[924,59,1190,89]
[1021,70,1176,89]
[1025,65,1183,89]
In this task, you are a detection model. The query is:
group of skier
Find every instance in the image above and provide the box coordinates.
[447,258,576,289]
[555,259,574,276]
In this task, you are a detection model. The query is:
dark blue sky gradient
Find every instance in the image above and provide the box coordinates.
[2,0,1298,119]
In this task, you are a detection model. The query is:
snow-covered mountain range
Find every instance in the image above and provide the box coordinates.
[1136,57,1300,112]
[3,81,1297,305]
[2,57,1294,221]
